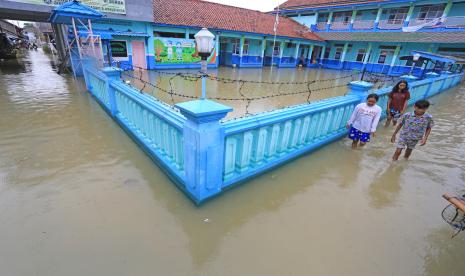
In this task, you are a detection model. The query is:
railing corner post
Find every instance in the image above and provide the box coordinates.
[175,99,232,204]
[347,80,374,103]
[101,67,122,116]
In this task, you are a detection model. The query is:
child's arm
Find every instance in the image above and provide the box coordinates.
[346,104,360,128]
[371,108,382,136]
[391,122,403,143]
[386,98,392,116]
[401,92,410,114]
[419,127,432,146]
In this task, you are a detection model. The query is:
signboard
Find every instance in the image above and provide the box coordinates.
[153,37,216,64]
[110,40,127,57]
[11,0,126,14]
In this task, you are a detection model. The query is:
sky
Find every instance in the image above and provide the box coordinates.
[204,0,287,12]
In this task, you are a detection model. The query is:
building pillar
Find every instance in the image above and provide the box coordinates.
[279,41,284,66]
[362,42,372,71]
[403,4,415,27]
[261,38,266,66]
[326,11,333,31]
[349,10,357,30]
[441,0,453,23]
[319,45,326,66]
[175,100,232,204]
[374,8,383,30]
[339,42,349,69]
[239,36,245,67]
[185,29,189,39]
[388,45,401,75]
[294,42,300,65]
[307,44,314,65]
[215,34,220,67]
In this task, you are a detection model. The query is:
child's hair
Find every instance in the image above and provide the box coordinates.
[414,99,430,109]
[391,80,409,93]
[367,93,379,101]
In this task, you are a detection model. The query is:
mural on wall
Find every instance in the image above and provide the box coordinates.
[154,37,216,64]
[10,0,126,14]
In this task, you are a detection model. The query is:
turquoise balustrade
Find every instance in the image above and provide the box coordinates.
[82,64,463,204]
[221,95,359,186]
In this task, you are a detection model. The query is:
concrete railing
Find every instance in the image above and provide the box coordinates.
[353,20,375,30]
[378,19,403,29]
[443,16,465,28]
[83,64,463,204]
[330,21,350,30]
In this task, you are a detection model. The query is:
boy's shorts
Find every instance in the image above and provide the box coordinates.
[397,136,419,149]
[389,108,402,121]
[348,127,371,142]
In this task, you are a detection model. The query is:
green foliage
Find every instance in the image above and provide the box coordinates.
[42,44,52,54]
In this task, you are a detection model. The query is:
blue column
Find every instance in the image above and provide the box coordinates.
[175,100,232,203]
[348,81,374,103]
[374,8,382,30]
[102,67,122,116]
[349,10,357,31]
[326,11,333,31]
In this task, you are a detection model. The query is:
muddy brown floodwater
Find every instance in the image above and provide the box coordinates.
[1,50,464,276]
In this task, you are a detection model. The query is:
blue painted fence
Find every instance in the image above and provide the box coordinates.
[83,64,463,204]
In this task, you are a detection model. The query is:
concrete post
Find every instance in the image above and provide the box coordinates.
[441,0,453,23]
[326,11,333,31]
[185,29,189,39]
[339,42,349,69]
[239,36,245,67]
[348,81,374,103]
[101,67,122,116]
[307,44,314,66]
[362,42,372,71]
[294,42,300,65]
[215,34,220,67]
[349,10,357,30]
[261,38,266,66]
[319,45,326,66]
[175,100,232,203]
[403,4,415,27]
[279,41,285,66]
[374,8,383,30]
[388,45,401,75]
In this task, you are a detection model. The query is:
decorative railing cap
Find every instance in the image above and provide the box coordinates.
[176,99,232,124]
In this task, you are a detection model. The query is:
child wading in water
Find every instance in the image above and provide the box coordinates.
[346,93,382,149]
[385,80,411,127]
[391,100,434,160]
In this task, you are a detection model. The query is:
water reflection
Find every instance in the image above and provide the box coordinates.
[369,162,405,209]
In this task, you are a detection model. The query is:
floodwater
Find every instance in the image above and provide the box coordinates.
[124,66,383,118]
[1,50,464,276]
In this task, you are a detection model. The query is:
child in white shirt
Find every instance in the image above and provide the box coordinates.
[346,93,382,149]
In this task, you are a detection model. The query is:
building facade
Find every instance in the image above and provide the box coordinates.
[277,0,465,74]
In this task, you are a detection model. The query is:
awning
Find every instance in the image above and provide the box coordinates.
[73,29,149,40]
[410,50,457,64]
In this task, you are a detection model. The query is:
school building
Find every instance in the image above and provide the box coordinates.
[76,0,465,74]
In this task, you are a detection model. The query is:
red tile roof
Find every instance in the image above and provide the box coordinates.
[281,0,389,9]
[153,0,324,41]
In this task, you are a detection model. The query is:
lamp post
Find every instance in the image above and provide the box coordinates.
[194,27,215,100]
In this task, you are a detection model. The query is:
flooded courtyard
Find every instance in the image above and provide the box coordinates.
[1,50,464,276]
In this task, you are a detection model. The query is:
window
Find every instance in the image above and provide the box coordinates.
[110,40,127,57]
[418,5,445,21]
[333,11,352,23]
[232,39,240,55]
[324,47,331,59]
[386,8,408,24]
[334,47,343,60]
[273,45,280,56]
[377,50,392,64]
[356,49,366,62]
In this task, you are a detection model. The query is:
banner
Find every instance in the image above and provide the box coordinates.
[154,37,216,64]
[11,0,126,14]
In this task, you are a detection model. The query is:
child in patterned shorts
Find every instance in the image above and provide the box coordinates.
[391,99,434,161]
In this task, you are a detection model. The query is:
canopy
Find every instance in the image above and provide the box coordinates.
[410,50,457,64]
[73,29,149,39]
[49,0,104,24]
